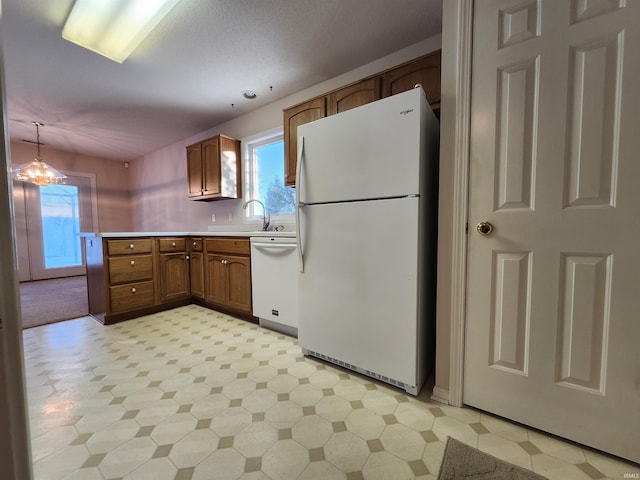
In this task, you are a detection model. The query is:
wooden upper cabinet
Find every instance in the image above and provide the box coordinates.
[381,50,441,108]
[186,134,241,200]
[202,137,221,197]
[282,50,441,187]
[327,77,381,116]
[186,144,204,197]
[283,97,326,186]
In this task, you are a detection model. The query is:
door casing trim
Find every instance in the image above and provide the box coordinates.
[442,0,473,407]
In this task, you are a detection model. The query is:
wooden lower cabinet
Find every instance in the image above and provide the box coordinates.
[84,234,254,324]
[158,237,190,303]
[110,280,155,314]
[159,252,190,303]
[189,251,205,300]
[204,238,252,316]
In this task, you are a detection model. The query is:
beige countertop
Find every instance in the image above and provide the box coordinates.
[80,230,296,238]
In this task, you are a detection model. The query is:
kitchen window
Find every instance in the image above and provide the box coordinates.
[244,130,295,224]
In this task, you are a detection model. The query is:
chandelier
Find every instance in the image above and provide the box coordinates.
[11,122,67,186]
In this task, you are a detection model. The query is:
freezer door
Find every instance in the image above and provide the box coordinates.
[297,197,425,389]
[297,88,433,204]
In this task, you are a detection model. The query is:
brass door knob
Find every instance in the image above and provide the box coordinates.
[477,222,494,236]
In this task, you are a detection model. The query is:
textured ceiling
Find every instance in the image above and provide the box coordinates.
[1,0,442,161]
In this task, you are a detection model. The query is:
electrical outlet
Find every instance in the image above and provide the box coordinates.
[211,214,216,222]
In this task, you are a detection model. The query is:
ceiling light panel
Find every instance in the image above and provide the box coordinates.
[62,0,180,63]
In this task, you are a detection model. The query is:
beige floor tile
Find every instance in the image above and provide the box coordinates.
[289,383,324,407]
[150,412,198,445]
[479,413,529,443]
[264,400,303,429]
[380,423,427,461]
[60,467,104,480]
[191,447,245,480]
[361,389,399,415]
[299,459,348,480]
[362,451,416,480]
[209,406,253,436]
[85,418,140,454]
[532,453,595,480]
[316,394,353,422]
[32,444,90,480]
[169,429,219,469]
[292,414,334,448]
[528,430,587,464]
[30,425,78,463]
[123,457,179,479]
[261,438,310,479]
[324,431,371,472]
[233,421,279,458]
[477,432,533,470]
[393,401,436,432]
[583,449,640,478]
[431,415,479,447]
[345,407,387,440]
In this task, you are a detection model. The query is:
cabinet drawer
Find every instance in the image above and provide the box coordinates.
[205,238,250,255]
[189,237,203,252]
[108,255,153,284]
[110,281,155,313]
[159,237,186,253]
[107,239,152,255]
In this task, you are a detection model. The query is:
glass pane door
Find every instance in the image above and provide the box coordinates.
[21,173,94,280]
[40,184,83,269]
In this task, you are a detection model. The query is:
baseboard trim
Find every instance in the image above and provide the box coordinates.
[431,385,450,405]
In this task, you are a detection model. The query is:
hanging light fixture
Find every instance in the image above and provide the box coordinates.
[11,122,67,186]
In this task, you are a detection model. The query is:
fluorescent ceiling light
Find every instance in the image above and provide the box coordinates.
[62,0,180,63]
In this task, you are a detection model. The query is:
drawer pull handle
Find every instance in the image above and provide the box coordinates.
[130,260,135,265]
[129,244,134,249]
[193,242,197,246]
[172,242,176,247]
[131,287,137,293]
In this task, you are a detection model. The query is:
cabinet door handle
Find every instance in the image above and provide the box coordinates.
[193,242,197,246]
[130,260,135,265]
[172,242,176,247]
[186,255,190,260]
[131,287,137,293]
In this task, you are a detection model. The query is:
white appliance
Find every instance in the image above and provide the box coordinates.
[296,86,439,395]
[250,236,299,336]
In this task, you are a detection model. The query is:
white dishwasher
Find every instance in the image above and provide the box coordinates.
[250,236,298,336]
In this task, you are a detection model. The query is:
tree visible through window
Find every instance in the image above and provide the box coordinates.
[246,134,295,220]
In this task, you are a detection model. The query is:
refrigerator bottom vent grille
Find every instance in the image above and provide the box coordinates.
[303,349,413,393]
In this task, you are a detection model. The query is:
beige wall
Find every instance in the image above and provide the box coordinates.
[10,140,133,232]
[130,35,443,233]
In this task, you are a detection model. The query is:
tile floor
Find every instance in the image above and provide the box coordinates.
[22,305,638,480]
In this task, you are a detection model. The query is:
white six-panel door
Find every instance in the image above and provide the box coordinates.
[465,0,640,463]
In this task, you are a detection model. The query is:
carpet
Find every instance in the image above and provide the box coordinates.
[19,276,89,329]
[438,437,547,480]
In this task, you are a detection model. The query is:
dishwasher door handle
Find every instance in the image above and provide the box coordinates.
[252,243,297,251]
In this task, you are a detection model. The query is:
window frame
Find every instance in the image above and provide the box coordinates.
[242,128,294,226]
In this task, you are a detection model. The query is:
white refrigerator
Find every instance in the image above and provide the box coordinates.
[296,86,439,395]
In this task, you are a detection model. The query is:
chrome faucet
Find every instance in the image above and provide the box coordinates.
[243,199,270,231]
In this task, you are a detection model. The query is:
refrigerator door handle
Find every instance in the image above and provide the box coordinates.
[296,135,305,273]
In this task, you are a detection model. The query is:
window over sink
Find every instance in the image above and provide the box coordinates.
[243,129,295,225]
